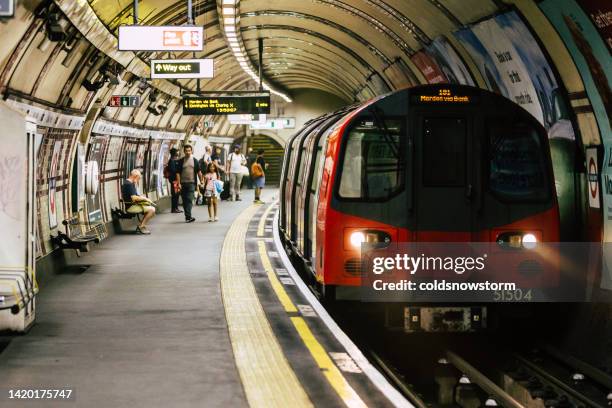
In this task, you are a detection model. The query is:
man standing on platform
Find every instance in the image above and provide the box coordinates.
[175,144,203,223]
[167,148,182,213]
[226,144,247,201]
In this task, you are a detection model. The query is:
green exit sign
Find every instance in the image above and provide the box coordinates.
[109,95,140,108]
[0,0,15,17]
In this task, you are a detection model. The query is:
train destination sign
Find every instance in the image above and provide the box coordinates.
[150,59,214,79]
[109,95,140,108]
[183,95,271,115]
[412,88,477,104]
[118,26,203,51]
[0,0,15,17]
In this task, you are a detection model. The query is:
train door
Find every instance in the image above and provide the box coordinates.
[413,114,474,240]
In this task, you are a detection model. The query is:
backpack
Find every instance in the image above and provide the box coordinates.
[251,161,264,178]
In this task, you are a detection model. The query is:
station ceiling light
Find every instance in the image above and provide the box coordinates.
[218,0,292,102]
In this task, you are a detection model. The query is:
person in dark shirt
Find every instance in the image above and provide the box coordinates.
[252,149,267,204]
[210,146,226,177]
[175,144,203,223]
[122,169,156,234]
[167,148,182,213]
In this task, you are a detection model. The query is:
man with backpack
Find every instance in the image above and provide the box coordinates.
[225,144,247,201]
[251,149,267,204]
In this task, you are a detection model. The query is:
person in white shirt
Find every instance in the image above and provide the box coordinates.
[226,144,247,201]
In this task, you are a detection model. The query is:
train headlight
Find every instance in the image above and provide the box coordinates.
[350,232,366,248]
[496,231,539,249]
[522,233,537,249]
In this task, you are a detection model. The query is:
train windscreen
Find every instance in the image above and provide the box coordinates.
[488,118,550,202]
[338,117,405,200]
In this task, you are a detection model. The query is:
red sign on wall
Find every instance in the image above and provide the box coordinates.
[410,51,448,84]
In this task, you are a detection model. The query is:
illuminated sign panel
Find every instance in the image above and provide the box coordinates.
[0,0,14,17]
[109,95,140,108]
[412,88,476,104]
[118,26,203,51]
[183,95,271,115]
[151,59,213,79]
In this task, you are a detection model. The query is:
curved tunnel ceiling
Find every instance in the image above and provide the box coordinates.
[83,0,503,104]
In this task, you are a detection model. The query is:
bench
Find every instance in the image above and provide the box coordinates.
[111,200,145,222]
[50,215,103,254]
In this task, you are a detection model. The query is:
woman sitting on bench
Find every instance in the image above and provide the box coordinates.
[122,169,156,235]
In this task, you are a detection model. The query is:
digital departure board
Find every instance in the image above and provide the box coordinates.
[182,95,271,115]
[411,88,478,104]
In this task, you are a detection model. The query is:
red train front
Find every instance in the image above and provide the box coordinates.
[280,84,560,328]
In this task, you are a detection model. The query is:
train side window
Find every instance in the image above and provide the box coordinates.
[488,119,549,201]
[422,117,466,187]
[338,117,404,200]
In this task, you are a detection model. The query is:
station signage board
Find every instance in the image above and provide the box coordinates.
[0,0,14,17]
[228,114,266,125]
[109,95,140,108]
[183,95,271,115]
[250,117,296,130]
[150,59,213,79]
[118,26,203,51]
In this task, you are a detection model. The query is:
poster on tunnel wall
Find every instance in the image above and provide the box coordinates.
[578,0,612,53]
[0,107,26,268]
[410,51,447,84]
[425,36,476,86]
[539,0,612,288]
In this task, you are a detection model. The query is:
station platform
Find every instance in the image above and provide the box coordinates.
[0,190,409,408]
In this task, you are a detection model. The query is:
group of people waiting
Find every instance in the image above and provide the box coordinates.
[121,143,267,234]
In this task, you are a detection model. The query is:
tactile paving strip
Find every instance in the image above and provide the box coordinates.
[220,204,313,408]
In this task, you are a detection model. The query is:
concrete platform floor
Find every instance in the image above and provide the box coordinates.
[0,189,276,408]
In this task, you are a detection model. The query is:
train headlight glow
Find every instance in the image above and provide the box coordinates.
[522,233,537,249]
[350,232,366,248]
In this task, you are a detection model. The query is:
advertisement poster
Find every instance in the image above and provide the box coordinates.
[86,137,106,224]
[0,111,26,267]
[540,0,612,288]
[49,140,62,179]
[455,16,544,124]
[410,51,448,84]
[425,36,476,86]
[48,178,57,229]
[157,142,169,197]
[578,0,612,53]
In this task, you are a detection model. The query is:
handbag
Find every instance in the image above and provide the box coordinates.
[239,165,250,175]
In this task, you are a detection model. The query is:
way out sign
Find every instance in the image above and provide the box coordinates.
[150,59,213,79]
[119,26,203,51]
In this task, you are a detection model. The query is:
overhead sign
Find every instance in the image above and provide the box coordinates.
[0,0,14,17]
[151,59,213,79]
[250,118,296,130]
[109,95,140,108]
[118,26,203,51]
[183,95,271,115]
[229,114,267,125]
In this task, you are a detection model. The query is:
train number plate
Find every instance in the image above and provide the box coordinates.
[404,307,487,333]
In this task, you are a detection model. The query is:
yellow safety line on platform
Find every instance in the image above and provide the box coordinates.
[258,231,367,408]
[257,202,275,237]
[220,204,313,408]
[291,317,368,408]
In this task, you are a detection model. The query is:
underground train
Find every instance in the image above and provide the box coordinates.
[279,84,561,323]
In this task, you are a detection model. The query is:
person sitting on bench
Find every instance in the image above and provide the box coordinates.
[122,169,155,235]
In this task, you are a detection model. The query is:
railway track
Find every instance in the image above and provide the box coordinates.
[370,346,612,408]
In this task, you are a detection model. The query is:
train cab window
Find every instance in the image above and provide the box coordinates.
[338,117,404,200]
[488,119,549,201]
[422,117,466,187]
